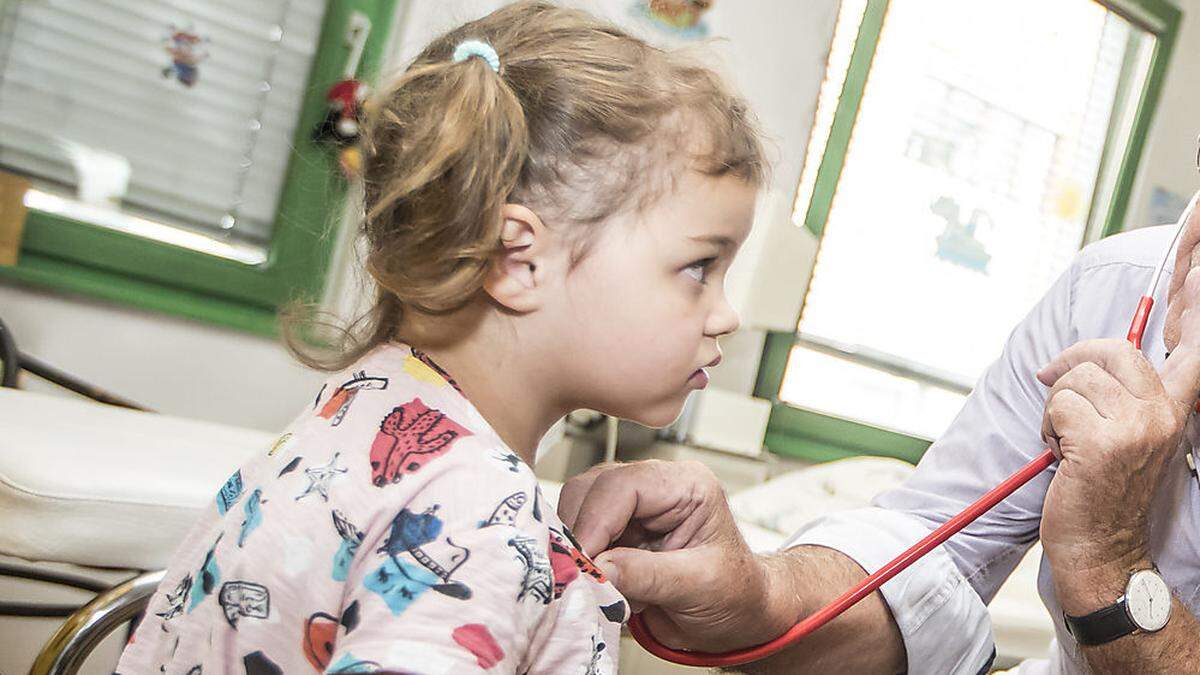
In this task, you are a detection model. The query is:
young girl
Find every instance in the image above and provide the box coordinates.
[117,2,764,673]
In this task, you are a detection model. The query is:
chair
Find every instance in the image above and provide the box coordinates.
[0,316,273,674]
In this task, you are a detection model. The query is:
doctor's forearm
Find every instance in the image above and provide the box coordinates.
[730,546,906,675]
[1055,555,1200,671]
[1080,597,1200,671]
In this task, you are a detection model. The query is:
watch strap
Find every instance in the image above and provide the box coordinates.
[1063,599,1136,646]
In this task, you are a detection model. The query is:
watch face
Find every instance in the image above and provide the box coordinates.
[1126,570,1172,632]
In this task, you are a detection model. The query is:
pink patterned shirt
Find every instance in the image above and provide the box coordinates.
[118,344,626,674]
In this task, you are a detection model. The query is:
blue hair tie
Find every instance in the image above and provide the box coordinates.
[453,39,500,73]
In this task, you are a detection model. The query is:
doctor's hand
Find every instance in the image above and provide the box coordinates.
[1037,269,1200,613]
[558,460,792,652]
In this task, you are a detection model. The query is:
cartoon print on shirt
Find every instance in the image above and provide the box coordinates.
[548,531,580,599]
[508,534,552,604]
[379,506,472,599]
[267,432,293,458]
[300,603,369,671]
[238,489,266,547]
[318,371,388,426]
[340,599,361,634]
[480,492,527,528]
[495,451,521,473]
[410,348,463,393]
[295,452,347,502]
[216,470,244,515]
[155,574,192,623]
[218,581,269,628]
[586,633,607,675]
[362,555,442,615]
[327,652,382,674]
[276,456,301,477]
[242,650,282,675]
[532,487,544,522]
[302,611,339,670]
[369,399,472,486]
[331,509,365,582]
[187,534,222,612]
[600,600,629,623]
[453,623,505,669]
[121,345,633,674]
[554,527,608,584]
[313,383,327,409]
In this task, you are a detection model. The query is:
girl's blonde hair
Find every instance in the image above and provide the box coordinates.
[291,0,765,370]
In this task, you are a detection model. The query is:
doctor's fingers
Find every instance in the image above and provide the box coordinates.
[595,545,717,614]
[1037,338,1161,400]
[557,462,613,531]
[1046,360,1131,420]
[1162,273,1200,405]
[1042,389,1106,459]
[569,460,723,558]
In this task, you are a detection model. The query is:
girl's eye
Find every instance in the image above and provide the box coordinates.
[684,258,716,284]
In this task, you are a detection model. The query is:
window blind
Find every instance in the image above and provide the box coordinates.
[0,0,328,247]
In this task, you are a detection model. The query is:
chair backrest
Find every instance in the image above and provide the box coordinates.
[29,570,164,675]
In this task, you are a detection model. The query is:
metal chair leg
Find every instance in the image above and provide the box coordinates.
[28,570,164,675]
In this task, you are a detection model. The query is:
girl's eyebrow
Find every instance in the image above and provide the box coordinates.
[688,234,736,252]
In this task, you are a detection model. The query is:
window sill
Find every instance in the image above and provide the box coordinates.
[0,251,278,337]
[765,403,931,465]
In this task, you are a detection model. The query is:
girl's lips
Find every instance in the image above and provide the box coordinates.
[688,368,710,389]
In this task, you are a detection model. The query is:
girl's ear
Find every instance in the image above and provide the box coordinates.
[483,204,554,313]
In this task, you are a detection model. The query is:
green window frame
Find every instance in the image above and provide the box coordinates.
[0,0,400,336]
[754,0,1183,465]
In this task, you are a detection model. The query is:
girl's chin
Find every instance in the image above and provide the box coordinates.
[621,397,690,430]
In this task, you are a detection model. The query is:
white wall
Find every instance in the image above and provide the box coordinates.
[0,283,324,430]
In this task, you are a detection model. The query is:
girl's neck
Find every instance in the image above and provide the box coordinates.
[402,312,565,467]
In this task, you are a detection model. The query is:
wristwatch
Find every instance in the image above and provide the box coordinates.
[1063,568,1172,646]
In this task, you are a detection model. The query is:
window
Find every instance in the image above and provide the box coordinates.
[0,0,398,334]
[757,0,1181,463]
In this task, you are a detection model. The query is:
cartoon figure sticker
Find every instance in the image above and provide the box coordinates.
[369,399,471,486]
[162,24,209,87]
[631,0,713,39]
[318,372,388,426]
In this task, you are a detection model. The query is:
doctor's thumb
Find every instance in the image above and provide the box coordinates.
[594,547,701,610]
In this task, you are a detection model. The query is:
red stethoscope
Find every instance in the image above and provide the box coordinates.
[630,195,1199,667]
